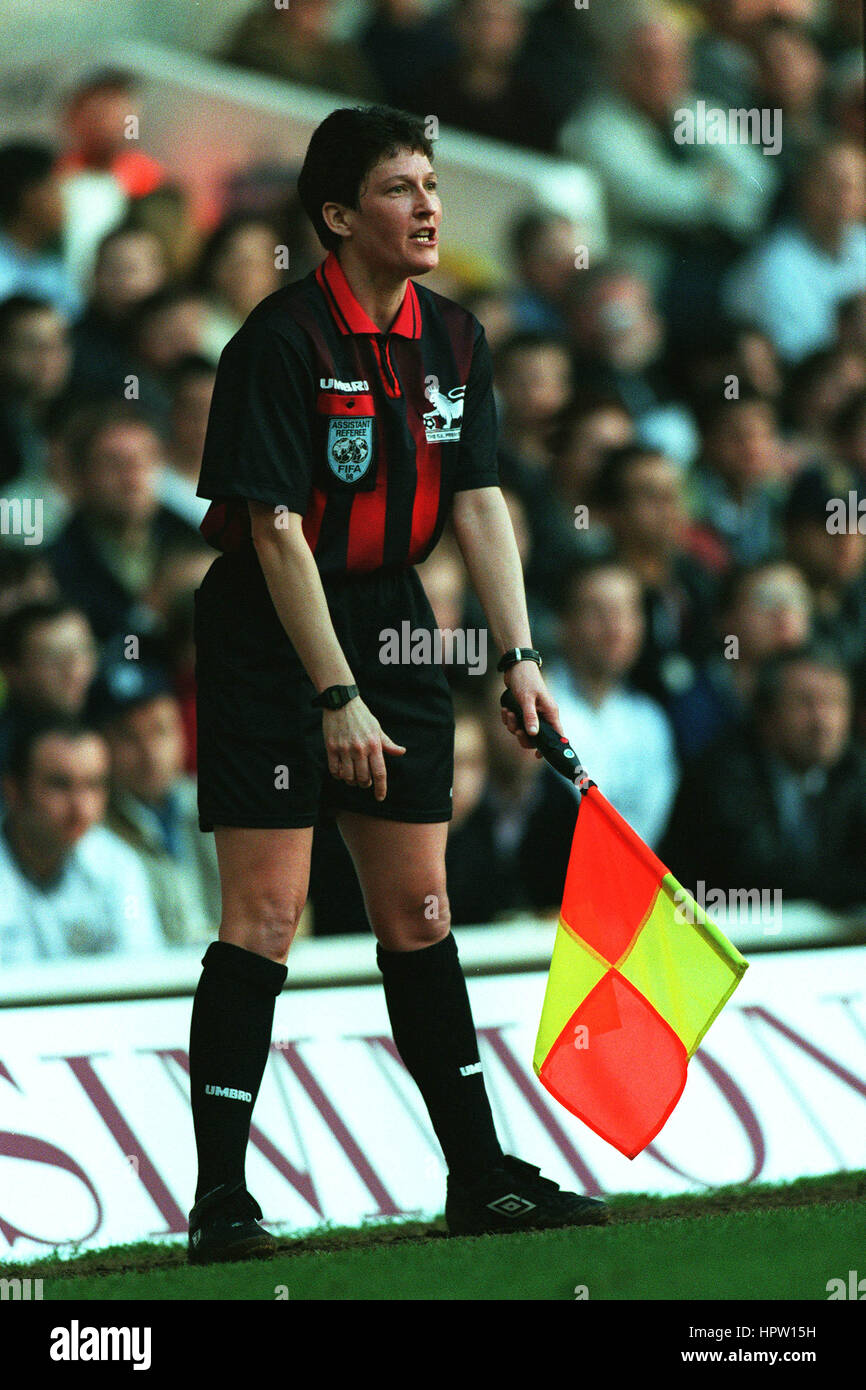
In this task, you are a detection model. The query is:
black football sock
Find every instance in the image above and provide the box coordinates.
[189,941,287,1204]
[376,932,503,1181]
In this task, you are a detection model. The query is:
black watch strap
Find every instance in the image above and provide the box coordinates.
[311,683,359,710]
[497,647,543,673]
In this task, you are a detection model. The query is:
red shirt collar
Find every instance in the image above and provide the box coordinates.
[316,250,421,339]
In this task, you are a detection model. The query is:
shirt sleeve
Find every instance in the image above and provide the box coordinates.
[196,312,316,514]
[454,320,500,492]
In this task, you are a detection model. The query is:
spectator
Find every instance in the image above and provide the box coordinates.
[723,139,866,363]
[57,69,166,200]
[196,213,286,360]
[70,222,168,406]
[515,0,599,136]
[360,0,458,108]
[87,655,219,945]
[661,647,866,909]
[783,342,866,460]
[156,354,217,529]
[0,295,72,487]
[668,318,784,410]
[782,462,866,671]
[409,0,553,153]
[508,209,584,336]
[132,285,210,382]
[462,285,517,354]
[444,696,504,924]
[47,402,200,643]
[691,0,767,110]
[668,559,813,759]
[689,391,787,566]
[559,17,775,313]
[833,388,866,479]
[494,332,573,470]
[545,557,679,848]
[549,392,635,530]
[0,714,163,963]
[0,142,81,319]
[222,0,380,99]
[0,549,58,623]
[0,600,98,782]
[445,684,584,921]
[836,289,866,354]
[566,266,699,465]
[593,444,720,702]
[753,18,826,219]
[127,184,202,279]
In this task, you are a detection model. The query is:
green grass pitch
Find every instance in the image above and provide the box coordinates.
[4,1171,863,1301]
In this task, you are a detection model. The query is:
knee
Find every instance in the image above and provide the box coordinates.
[371,887,451,952]
[220,889,305,963]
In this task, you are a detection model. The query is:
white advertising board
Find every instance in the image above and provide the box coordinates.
[1,946,863,1260]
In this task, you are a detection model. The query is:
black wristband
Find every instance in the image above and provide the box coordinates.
[311,683,359,710]
[497,647,543,673]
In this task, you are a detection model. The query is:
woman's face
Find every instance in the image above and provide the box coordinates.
[332,148,441,281]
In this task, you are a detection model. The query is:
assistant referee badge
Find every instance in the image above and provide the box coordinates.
[327,415,374,483]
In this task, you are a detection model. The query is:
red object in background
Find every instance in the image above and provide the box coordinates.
[57,149,166,199]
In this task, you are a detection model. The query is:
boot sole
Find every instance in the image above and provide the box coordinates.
[188,1234,277,1265]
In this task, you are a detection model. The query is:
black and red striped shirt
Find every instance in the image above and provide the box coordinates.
[196,249,499,576]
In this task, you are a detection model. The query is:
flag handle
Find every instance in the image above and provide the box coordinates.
[499,689,594,791]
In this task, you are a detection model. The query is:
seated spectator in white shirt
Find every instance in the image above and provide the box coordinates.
[544,557,678,848]
[724,139,866,363]
[0,713,163,964]
[559,17,776,296]
[86,653,220,945]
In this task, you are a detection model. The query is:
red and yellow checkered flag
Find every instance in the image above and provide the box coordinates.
[500,690,748,1159]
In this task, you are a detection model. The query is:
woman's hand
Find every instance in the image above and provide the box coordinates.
[323,698,406,801]
[500,662,564,755]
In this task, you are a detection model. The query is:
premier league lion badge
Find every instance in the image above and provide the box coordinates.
[326,415,374,482]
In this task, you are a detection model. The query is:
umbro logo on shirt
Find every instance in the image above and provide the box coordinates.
[320,377,370,392]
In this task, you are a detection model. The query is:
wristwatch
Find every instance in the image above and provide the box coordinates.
[497,647,543,673]
[311,683,359,710]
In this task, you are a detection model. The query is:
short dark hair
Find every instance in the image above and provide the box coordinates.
[297,105,434,253]
[93,219,166,269]
[65,400,161,475]
[694,387,775,438]
[168,352,217,394]
[592,444,669,509]
[555,554,637,617]
[5,712,103,784]
[0,142,56,224]
[195,211,282,292]
[65,67,138,110]
[0,293,59,340]
[493,330,571,375]
[509,208,569,264]
[0,599,90,666]
[753,644,851,717]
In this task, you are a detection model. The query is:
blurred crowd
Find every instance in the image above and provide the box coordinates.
[0,0,864,964]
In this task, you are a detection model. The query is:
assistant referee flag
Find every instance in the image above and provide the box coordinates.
[534,783,749,1159]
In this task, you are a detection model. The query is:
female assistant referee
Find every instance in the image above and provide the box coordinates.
[188,105,608,1262]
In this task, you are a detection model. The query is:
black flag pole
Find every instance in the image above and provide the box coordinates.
[499,688,595,795]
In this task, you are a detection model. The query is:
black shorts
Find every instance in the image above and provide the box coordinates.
[194,546,454,830]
